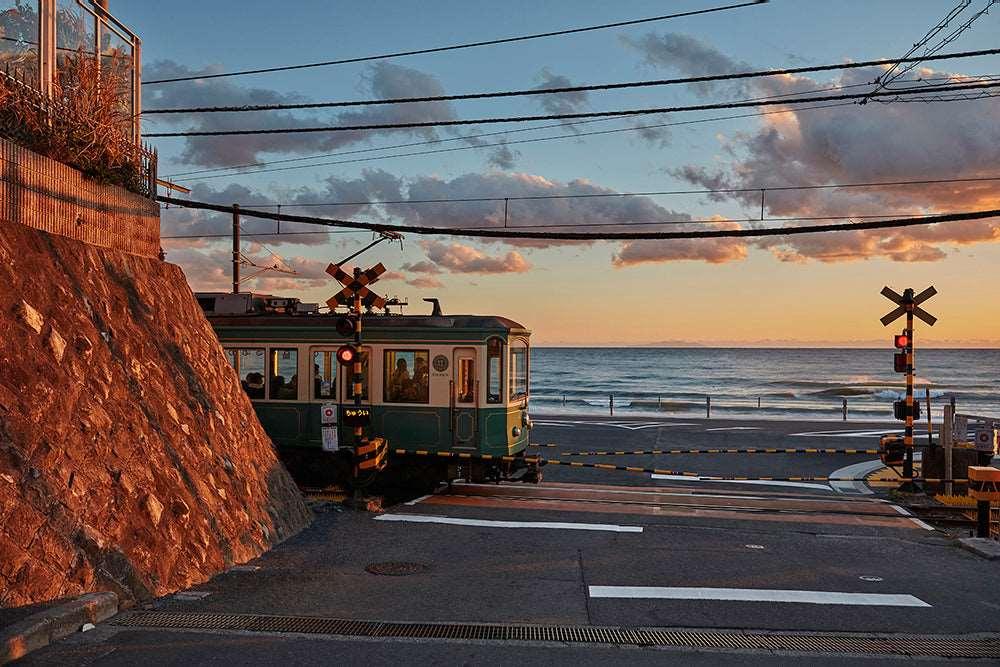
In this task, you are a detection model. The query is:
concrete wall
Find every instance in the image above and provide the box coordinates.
[0,137,159,259]
[0,221,311,607]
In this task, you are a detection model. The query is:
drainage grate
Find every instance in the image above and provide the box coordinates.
[114,612,1000,659]
[364,561,429,576]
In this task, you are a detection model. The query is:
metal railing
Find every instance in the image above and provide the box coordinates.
[0,62,156,196]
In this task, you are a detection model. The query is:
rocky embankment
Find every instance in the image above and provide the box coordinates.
[0,222,311,607]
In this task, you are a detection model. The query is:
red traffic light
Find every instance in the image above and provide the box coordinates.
[336,345,358,366]
[893,334,909,349]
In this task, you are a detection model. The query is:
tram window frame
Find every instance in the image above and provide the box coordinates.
[228,347,267,400]
[383,349,430,404]
[268,347,300,401]
[509,339,528,401]
[311,349,338,401]
[486,337,504,404]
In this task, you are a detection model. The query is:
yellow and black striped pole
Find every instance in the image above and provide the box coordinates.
[353,269,364,476]
[903,288,915,484]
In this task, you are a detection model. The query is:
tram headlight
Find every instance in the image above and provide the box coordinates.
[511,426,522,438]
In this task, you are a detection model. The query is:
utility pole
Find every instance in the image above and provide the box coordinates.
[232,204,240,294]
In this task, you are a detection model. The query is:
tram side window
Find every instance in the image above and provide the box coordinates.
[487,338,503,404]
[312,351,337,400]
[510,342,528,401]
[384,350,429,403]
[232,348,266,400]
[269,348,299,400]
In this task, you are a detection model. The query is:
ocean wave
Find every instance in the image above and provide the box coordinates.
[809,387,875,397]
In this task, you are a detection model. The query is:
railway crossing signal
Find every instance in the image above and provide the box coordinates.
[880,285,937,488]
[326,262,387,311]
[325,261,391,487]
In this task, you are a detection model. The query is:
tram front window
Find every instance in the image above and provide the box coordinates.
[269,348,298,400]
[487,338,503,404]
[510,342,528,401]
[312,351,336,400]
[384,350,429,403]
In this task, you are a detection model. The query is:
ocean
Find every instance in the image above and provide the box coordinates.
[530,348,999,422]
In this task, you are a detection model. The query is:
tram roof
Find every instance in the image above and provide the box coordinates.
[207,313,529,334]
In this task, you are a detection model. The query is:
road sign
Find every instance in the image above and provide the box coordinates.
[326,262,387,310]
[880,285,937,326]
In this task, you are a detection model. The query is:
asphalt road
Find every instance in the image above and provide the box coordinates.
[22,415,1000,665]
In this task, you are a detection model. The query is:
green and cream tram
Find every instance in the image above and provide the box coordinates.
[196,292,536,485]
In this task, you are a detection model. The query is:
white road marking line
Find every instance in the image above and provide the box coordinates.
[404,494,432,506]
[790,429,903,438]
[890,504,912,516]
[650,474,832,492]
[704,427,762,432]
[587,586,930,607]
[908,517,935,531]
[532,420,696,431]
[829,459,884,495]
[452,482,772,501]
[375,514,643,533]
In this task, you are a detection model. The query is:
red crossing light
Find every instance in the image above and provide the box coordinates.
[893,334,909,349]
[336,345,358,366]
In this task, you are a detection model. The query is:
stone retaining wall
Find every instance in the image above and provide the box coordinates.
[0,222,310,607]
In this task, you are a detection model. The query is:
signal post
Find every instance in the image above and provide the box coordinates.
[880,286,937,490]
[327,262,390,488]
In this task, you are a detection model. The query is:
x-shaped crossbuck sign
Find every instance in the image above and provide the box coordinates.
[326,262,387,310]
[880,285,937,326]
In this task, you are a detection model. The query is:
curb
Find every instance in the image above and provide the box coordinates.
[1,592,118,664]
[958,537,1000,561]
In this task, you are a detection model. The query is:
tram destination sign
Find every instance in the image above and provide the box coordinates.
[326,262,388,310]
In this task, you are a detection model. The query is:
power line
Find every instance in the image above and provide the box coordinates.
[156,195,1000,241]
[142,0,768,85]
[873,0,998,98]
[143,46,1000,115]
[168,102,856,182]
[163,75,894,180]
[162,229,366,240]
[203,174,1000,209]
[143,80,1000,137]
[161,213,958,238]
[162,74,994,182]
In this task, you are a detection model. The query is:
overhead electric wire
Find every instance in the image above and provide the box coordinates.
[864,0,972,102]
[144,80,1000,137]
[167,102,856,182]
[873,0,998,97]
[163,75,895,180]
[156,195,1000,241]
[161,74,996,183]
[142,0,768,85]
[143,46,1000,115]
[209,174,1000,210]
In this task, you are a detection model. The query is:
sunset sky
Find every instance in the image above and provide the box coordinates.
[117,1,1000,346]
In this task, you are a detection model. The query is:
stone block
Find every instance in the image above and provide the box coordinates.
[14,300,43,334]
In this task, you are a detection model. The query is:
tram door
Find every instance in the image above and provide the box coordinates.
[452,348,477,447]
